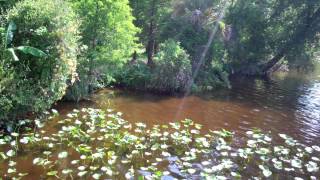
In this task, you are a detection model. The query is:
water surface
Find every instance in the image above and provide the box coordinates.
[2,63,320,179]
[57,63,320,145]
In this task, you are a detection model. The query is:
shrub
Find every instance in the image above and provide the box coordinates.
[194,61,231,91]
[1,0,80,120]
[116,61,151,90]
[0,62,14,120]
[148,39,192,92]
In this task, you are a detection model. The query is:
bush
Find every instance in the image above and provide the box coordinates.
[194,61,231,91]
[116,61,151,90]
[114,40,192,93]
[1,0,80,120]
[148,39,192,92]
[0,62,14,120]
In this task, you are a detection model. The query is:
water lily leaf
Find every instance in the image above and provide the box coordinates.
[272,158,283,170]
[306,161,319,172]
[7,167,16,174]
[71,160,79,165]
[78,171,87,177]
[256,148,270,155]
[62,169,73,174]
[6,149,16,157]
[20,137,29,144]
[312,145,320,152]
[259,165,272,177]
[291,159,302,168]
[187,168,196,174]
[9,160,16,167]
[231,172,241,178]
[33,157,42,165]
[18,173,29,177]
[92,173,102,179]
[78,166,86,171]
[47,171,58,176]
[294,177,303,180]
[305,147,314,154]
[58,151,68,159]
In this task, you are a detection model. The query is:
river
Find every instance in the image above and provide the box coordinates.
[56,63,320,146]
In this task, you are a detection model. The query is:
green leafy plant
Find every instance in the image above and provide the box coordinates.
[4,21,47,61]
[148,39,192,93]
[0,0,80,121]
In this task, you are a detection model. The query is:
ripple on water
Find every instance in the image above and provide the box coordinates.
[295,82,320,143]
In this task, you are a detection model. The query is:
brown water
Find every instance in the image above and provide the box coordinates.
[2,64,320,179]
[56,63,320,146]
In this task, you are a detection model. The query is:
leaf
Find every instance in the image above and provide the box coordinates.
[58,151,68,159]
[16,46,47,57]
[218,21,226,31]
[47,171,58,176]
[5,21,17,46]
[6,149,15,157]
[7,48,19,61]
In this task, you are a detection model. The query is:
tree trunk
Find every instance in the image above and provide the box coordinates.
[146,0,157,66]
[88,1,100,93]
[130,51,137,64]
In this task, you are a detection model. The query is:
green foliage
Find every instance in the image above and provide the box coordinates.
[114,40,192,93]
[130,0,172,45]
[65,54,105,102]
[148,39,192,92]
[65,0,140,101]
[71,0,140,63]
[0,0,20,13]
[4,21,48,62]
[0,62,14,119]
[195,61,231,91]
[64,58,91,102]
[0,0,80,120]
[225,0,320,74]
[116,62,151,90]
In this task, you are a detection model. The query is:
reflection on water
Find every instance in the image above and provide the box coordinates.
[56,63,320,145]
[296,81,320,142]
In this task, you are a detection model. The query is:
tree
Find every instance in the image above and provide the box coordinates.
[71,0,139,64]
[1,0,80,120]
[225,0,320,75]
[130,0,172,66]
[0,0,20,13]
[65,0,140,101]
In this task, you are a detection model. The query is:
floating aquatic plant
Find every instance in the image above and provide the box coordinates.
[0,108,319,179]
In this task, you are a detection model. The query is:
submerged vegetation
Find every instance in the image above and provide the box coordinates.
[0,108,319,179]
